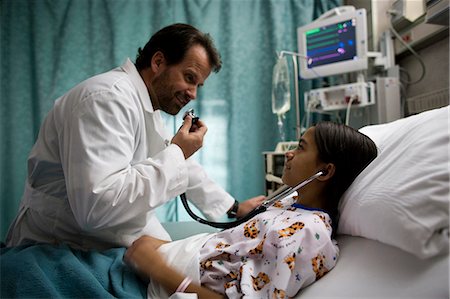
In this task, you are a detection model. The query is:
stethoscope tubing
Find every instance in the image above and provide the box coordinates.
[180,170,325,230]
[180,193,266,229]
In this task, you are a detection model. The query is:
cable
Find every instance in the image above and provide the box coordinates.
[345,95,356,125]
[399,67,412,83]
[386,9,426,85]
[180,193,266,229]
[279,50,322,79]
[305,92,322,128]
[334,111,343,124]
[305,100,312,129]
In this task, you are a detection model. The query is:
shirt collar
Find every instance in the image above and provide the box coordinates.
[291,203,328,213]
[121,58,154,113]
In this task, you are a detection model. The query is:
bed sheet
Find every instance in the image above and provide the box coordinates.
[0,243,146,298]
[1,221,447,299]
[163,221,449,299]
[299,235,449,299]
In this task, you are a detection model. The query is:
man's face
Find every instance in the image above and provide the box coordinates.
[151,45,212,115]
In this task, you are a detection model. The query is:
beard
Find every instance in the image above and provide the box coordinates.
[151,69,186,115]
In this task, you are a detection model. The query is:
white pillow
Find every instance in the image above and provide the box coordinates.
[338,106,449,259]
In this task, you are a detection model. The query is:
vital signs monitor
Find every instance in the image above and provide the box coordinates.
[297,7,368,79]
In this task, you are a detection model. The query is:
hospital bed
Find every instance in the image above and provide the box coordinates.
[1,106,449,298]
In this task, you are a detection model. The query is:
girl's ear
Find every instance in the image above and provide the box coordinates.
[151,51,165,73]
[317,163,335,182]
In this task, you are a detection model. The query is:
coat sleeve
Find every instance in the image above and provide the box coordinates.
[61,91,189,231]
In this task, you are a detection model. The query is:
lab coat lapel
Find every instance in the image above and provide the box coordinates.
[121,58,154,113]
[144,110,171,156]
[121,58,171,156]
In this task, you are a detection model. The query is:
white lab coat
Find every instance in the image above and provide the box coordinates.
[6,58,234,250]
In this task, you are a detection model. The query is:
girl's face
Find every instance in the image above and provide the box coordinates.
[282,127,324,187]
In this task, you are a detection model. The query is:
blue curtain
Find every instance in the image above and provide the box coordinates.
[1,0,341,240]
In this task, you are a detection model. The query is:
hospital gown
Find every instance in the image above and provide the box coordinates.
[198,201,339,298]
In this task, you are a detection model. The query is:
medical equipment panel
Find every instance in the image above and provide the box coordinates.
[297,7,368,79]
[263,141,297,195]
[374,77,401,123]
[296,6,400,127]
[305,81,375,112]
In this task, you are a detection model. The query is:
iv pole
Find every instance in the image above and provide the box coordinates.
[278,50,307,140]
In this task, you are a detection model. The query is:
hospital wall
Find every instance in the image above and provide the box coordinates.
[399,36,449,113]
[347,0,449,114]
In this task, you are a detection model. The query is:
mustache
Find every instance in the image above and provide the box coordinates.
[176,93,191,105]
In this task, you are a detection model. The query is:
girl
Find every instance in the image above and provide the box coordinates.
[124,122,377,298]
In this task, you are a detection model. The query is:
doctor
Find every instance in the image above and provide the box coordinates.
[6,23,265,250]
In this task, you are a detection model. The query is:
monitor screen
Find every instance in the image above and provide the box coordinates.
[298,8,368,79]
[305,19,357,67]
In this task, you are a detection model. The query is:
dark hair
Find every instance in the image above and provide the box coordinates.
[314,122,377,229]
[135,23,222,73]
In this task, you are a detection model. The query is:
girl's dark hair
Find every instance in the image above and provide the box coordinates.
[135,23,222,73]
[314,122,377,230]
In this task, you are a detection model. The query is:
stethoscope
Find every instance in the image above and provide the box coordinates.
[180,169,327,229]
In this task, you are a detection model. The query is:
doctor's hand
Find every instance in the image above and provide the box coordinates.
[172,115,208,159]
[236,195,266,218]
